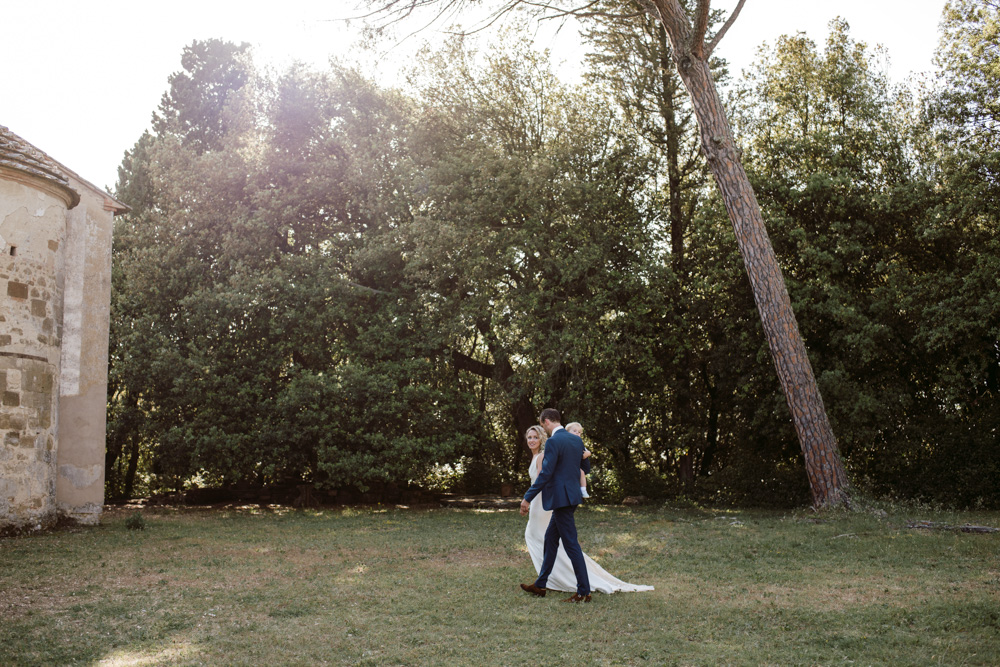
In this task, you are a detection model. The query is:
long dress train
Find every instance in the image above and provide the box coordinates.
[524,453,654,594]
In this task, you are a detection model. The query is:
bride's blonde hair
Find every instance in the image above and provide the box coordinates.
[525,425,547,450]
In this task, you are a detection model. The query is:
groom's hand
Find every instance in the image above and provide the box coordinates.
[520,499,530,516]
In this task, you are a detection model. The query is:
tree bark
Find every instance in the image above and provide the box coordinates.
[124,433,141,500]
[649,0,850,507]
[661,35,702,492]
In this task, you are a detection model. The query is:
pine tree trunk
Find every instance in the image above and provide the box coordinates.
[652,0,850,507]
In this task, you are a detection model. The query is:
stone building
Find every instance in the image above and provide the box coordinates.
[1,125,127,532]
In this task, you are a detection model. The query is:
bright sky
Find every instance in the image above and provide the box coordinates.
[0,1,947,192]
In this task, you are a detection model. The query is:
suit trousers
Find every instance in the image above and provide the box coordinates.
[534,504,590,596]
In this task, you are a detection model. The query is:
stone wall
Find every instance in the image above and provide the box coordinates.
[1,126,125,532]
[55,174,117,525]
[0,178,67,531]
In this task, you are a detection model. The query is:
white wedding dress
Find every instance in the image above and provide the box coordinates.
[525,453,654,594]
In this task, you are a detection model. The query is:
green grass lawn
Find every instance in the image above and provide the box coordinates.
[1,503,997,666]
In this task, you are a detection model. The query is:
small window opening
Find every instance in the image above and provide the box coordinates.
[8,246,15,256]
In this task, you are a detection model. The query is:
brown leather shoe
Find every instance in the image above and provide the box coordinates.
[520,583,547,597]
[563,593,592,603]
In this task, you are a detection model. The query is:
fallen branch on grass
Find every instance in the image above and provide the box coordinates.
[907,521,999,534]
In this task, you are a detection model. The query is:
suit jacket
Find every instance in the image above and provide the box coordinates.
[523,427,591,511]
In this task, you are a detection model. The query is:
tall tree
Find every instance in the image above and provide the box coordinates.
[584,3,725,489]
[402,34,666,487]
[367,0,850,506]
[933,0,1000,155]
[151,39,253,154]
[111,43,482,495]
[895,0,1000,506]
[642,0,849,507]
[731,21,917,501]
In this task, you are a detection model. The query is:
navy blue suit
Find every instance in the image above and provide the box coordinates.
[523,426,592,596]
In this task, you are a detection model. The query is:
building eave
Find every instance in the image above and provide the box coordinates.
[0,124,130,215]
[0,125,81,208]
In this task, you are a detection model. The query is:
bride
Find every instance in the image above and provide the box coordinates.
[523,425,654,594]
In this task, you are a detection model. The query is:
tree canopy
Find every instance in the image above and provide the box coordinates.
[107,3,1000,508]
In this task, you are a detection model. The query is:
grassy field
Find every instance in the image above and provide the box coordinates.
[1,502,998,666]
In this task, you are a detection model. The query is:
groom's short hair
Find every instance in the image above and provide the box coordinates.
[539,408,561,424]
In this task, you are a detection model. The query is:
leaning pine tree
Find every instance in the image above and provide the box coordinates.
[639,0,850,507]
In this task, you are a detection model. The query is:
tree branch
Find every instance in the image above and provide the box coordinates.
[359,0,643,33]
[520,0,644,21]
[649,0,693,63]
[451,349,495,378]
[691,0,710,58]
[342,279,391,296]
[705,0,746,58]
[634,0,660,19]
[353,0,463,23]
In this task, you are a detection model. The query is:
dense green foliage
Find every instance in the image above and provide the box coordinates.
[109,44,482,495]
[108,3,1000,507]
[729,14,1000,506]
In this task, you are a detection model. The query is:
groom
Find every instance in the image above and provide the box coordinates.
[520,408,592,603]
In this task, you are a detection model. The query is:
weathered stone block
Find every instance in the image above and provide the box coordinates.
[2,391,19,407]
[20,390,38,409]
[31,299,46,317]
[7,281,29,299]
[0,335,9,346]
[37,404,51,429]
[21,370,37,391]
[23,369,52,393]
